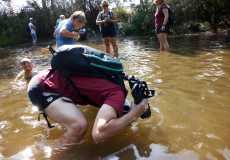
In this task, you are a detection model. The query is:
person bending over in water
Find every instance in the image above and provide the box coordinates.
[15,58,36,83]
[27,69,147,147]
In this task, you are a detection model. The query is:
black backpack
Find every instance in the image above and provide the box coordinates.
[167,5,175,27]
[50,45,125,86]
[26,24,31,35]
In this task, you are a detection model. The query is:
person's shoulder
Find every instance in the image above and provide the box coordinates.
[59,19,70,30]
[109,10,115,16]
[59,19,69,26]
[161,3,169,9]
[97,11,103,17]
[65,19,74,27]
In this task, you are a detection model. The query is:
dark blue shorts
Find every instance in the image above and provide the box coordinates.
[101,26,116,38]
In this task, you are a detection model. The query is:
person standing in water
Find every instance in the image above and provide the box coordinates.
[54,11,86,48]
[53,15,66,37]
[28,18,37,45]
[55,15,66,29]
[96,0,119,57]
[15,58,36,83]
[154,0,170,52]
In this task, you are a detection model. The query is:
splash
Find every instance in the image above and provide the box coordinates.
[10,80,27,91]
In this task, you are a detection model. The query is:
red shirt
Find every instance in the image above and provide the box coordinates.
[155,3,168,29]
[39,70,126,115]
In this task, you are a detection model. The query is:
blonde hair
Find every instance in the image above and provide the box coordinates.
[20,58,31,64]
[70,11,86,23]
[153,0,164,4]
[101,0,109,7]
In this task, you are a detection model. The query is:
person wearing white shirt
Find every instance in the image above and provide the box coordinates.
[28,17,37,45]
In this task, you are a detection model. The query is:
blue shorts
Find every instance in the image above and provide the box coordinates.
[31,32,37,41]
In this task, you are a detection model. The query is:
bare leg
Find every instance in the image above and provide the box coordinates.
[92,99,148,143]
[111,37,118,57]
[157,34,164,52]
[104,38,111,55]
[45,97,88,146]
[162,33,169,51]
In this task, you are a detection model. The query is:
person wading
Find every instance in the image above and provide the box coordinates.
[96,0,119,57]
[154,0,170,52]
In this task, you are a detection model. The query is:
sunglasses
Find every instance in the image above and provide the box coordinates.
[20,62,30,65]
[103,4,108,7]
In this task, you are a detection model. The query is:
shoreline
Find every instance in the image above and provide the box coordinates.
[1,30,229,49]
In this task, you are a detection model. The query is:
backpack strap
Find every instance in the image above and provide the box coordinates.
[100,11,104,21]
[160,3,169,10]
[100,10,113,20]
[38,112,55,128]
[108,11,113,19]
[35,69,56,128]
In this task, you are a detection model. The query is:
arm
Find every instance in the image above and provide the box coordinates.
[59,21,79,38]
[92,99,147,143]
[96,12,105,25]
[30,23,36,30]
[162,8,169,26]
[60,28,79,38]
[14,71,24,82]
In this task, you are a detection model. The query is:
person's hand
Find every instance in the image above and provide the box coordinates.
[72,31,78,37]
[160,25,166,32]
[130,99,148,118]
[72,32,80,40]
[105,17,112,23]
[102,19,107,24]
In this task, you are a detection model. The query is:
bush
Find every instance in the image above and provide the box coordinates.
[118,3,154,36]
[113,7,130,22]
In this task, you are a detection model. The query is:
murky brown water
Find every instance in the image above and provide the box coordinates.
[0,36,230,160]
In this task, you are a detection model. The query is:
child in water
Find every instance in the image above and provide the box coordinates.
[15,58,35,83]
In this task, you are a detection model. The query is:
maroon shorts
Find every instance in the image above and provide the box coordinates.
[70,76,126,116]
[38,70,127,116]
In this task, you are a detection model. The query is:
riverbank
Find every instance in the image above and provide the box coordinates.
[1,30,229,49]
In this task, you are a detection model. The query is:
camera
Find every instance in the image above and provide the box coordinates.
[124,75,155,119]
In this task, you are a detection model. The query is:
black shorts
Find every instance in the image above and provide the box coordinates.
[155,25,170,34]
[28,85,61,111]
[101,25,116,38]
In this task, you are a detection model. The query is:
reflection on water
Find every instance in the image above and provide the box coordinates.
[104,143,199,160]
[0,37,230,159]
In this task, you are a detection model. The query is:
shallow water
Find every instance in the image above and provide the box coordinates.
[0,36,230,160]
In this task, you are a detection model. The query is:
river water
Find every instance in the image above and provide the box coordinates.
[0,36,230,160]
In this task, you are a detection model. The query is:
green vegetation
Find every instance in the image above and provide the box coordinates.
[117,0,230,35]
[0,0,230,46]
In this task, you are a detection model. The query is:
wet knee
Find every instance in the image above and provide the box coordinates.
[70,119,88,136]
[92,125,108,144]
[92,131,103,144]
